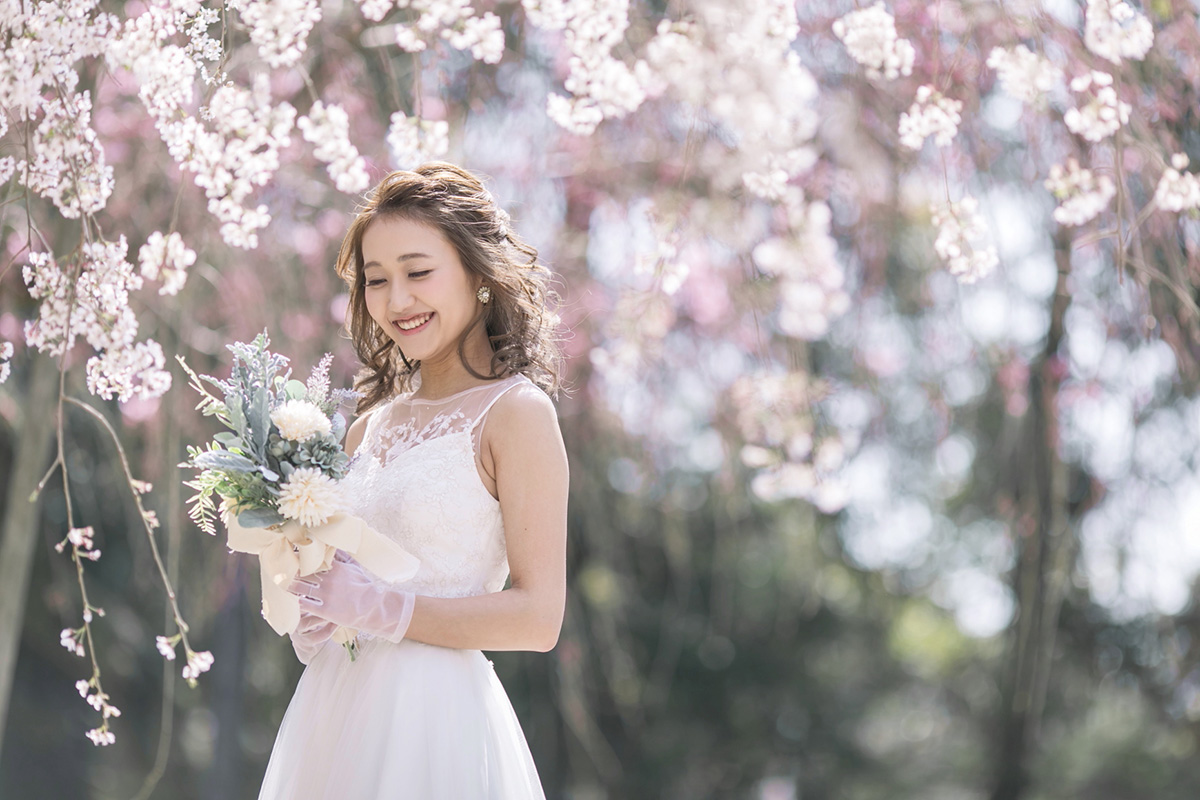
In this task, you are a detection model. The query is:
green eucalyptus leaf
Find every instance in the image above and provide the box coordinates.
[237,507,285,528]
[284,379,307,400]
[192,450,258,473]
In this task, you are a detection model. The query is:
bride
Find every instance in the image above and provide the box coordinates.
[257,162,568,799]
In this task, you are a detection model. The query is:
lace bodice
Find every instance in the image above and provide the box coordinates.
[338,374,529,599]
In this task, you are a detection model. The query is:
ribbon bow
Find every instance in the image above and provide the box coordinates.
[224,511,420,637]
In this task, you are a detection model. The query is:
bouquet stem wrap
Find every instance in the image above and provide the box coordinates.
[224,511,420,638]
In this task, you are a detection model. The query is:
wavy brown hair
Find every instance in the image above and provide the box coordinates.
[335,162,562,413]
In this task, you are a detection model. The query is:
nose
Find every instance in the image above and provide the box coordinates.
[388,280,413,313]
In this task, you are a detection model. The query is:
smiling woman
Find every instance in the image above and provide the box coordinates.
[336,162,561,412]
[255,163,569,799]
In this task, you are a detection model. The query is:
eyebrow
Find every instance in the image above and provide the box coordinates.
[363,252,432,268]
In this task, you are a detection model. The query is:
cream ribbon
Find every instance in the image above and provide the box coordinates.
[224,510,420,637]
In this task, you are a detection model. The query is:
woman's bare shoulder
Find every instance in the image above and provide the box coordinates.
[344,407,377,459]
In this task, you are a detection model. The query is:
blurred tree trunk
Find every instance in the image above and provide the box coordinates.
[991,229,1075,800]
[0,355,60,759]
[202,560,250,800]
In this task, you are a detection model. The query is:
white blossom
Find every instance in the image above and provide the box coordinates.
[157,75,295,249]
[18,92,114,218]
[138,231,197,296]
[278,467,342,527]
[442,11,505,64]
[182,649,214,681]
[271,400,332,442]
[1064,70,1130,142]
[931,195,998,284]
[86,728,116,746]
[986,45,1062,104]
[60,627,85,657]
[832,2,915,81]
[1154,153,1200,213]
[899,85,962,150]
[238,0,322,68]
[752,198,849,340]
[86,340,172,402]
[1084,0,1153,65]
[298,101,370,194]
[0,341,12,385]
[155,635,177,661]
[387,112,449,169]
[532,0,647,135]
[641,3,819,194]
[1044,159,1116,226]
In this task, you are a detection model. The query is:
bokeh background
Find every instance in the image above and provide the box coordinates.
[3,1,1200,798]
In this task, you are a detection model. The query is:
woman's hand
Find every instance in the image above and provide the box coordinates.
[289,611,338,665]
[287,555,416,644]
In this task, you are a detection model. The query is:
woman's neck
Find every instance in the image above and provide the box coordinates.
[411,327,495,400]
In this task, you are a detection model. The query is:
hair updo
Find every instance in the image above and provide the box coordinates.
[335,162,562,414]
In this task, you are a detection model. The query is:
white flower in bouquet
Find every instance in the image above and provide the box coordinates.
[271,399,333,442]
[278,467,342,527]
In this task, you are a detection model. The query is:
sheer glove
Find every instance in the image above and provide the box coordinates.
[289,610,337,665]
[287,554,417,644]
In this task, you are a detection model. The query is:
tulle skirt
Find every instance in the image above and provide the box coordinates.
[257,637,546,799]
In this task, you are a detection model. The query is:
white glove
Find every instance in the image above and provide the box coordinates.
[289,610,337,665]
[287,553,417,644]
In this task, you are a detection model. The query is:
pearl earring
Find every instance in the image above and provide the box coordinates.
[476,286,491,304]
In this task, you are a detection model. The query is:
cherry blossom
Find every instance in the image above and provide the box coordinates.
[899,86,963,150]
[931,195,998,284]
[832,2,915,82]
[1044,159,1116,226]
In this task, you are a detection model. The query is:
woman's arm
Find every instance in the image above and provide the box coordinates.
[402,385,569,652]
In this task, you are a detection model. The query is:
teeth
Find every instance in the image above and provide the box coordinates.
[396,313,431,331]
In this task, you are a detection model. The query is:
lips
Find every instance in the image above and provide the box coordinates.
[393,312,433,334]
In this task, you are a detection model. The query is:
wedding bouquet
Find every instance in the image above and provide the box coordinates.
[180,331,418,659]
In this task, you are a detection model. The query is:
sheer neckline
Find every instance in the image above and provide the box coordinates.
[398,374,524,406]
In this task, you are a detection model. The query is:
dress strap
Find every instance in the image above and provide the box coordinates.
[468,374,529,432]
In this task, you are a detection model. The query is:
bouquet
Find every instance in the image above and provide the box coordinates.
[180,331,418,659]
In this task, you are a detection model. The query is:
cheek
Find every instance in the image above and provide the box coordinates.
[363,290,387,326]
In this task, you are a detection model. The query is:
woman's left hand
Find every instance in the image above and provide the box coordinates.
[286,555,417,644]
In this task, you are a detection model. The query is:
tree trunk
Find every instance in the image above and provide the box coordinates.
[990,229,1075,800]
[0,355,62,757]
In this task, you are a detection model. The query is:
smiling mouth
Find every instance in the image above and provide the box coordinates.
[394,312,433,333]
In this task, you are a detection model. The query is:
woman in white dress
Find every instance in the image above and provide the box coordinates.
[257,162,568,799]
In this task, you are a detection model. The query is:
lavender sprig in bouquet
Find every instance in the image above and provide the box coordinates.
[180,331,419,659]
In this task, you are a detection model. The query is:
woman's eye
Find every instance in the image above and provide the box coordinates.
[364,278,385,287]
[408,270,432,279]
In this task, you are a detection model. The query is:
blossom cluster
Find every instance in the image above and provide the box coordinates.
[238,0,323,68]
[1064,71,1130,142]
[752,197,850,341]
[1084,0,1153,65]
[76,679,121,746]
[55,526,103,562]
[535,0,648,135]
[386,0,506,65]
[19,93,115,220]
[931,195,999,284]
[986,45,1062,104]
[22,239,173,401]
[642,1,819,199]
[1044,159,1116,226]
[731,371,848,511]
[832,2,915,81]
[0,342,12,384]
[182,649,215,682]
[387,111,450,169]
[139,231,197,296]
[298,101,371,194]
[1154,154,1200,213]
[899,86,963,150]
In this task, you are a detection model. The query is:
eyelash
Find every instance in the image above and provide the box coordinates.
[364,270,431,287]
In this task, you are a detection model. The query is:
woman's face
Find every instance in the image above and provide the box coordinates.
[360,216,481,366]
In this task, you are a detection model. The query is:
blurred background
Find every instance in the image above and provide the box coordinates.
[3,1,1200,798]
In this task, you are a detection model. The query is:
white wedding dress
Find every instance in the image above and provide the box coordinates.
[257,374,547,799]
